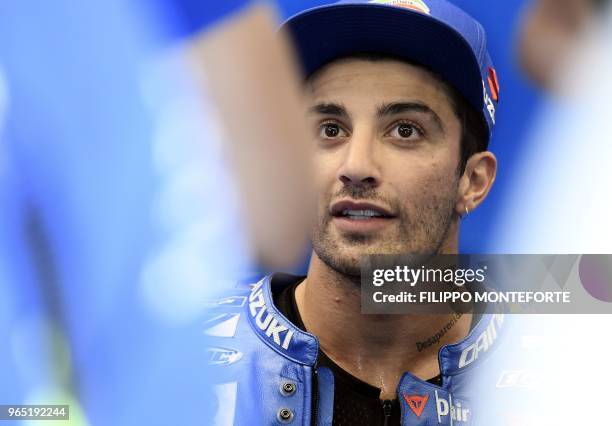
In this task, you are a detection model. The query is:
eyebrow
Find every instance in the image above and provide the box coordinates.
[309,102,349,119]
[376,102,445,133]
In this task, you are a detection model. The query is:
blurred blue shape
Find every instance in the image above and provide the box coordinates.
[0,0,254,424]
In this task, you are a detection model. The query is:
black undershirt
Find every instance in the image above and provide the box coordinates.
[273,276,447,426]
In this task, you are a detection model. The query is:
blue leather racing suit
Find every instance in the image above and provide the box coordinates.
[205,274,517,425]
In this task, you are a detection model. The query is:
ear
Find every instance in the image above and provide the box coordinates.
[456,151,497,216]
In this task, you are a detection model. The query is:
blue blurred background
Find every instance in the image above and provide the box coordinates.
[0,0,542,424]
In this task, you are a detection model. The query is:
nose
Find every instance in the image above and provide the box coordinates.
[337,130,381,189]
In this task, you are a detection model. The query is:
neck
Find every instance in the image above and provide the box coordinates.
[295,252,472,399]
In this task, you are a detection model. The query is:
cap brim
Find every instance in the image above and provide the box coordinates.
[281,3,484,113]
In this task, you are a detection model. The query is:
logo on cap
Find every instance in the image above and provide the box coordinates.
[488,67,500,102]
[370,0,431,15]
[403,393,429,417]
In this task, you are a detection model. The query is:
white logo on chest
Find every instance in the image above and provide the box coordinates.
[249,282,294,350]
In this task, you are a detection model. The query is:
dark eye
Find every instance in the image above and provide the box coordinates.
[387,122,423,141]
[319,123,347,139]
[398,124,414,138]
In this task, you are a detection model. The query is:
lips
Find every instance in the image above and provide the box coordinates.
[330,200,395,219]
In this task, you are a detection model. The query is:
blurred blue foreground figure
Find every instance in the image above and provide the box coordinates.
[0,0,297,424]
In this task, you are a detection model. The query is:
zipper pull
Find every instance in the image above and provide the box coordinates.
[382,400,392,426]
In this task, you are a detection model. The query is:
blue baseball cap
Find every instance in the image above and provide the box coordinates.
[281,0,500,142]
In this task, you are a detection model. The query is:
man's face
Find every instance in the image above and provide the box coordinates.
[307,58,463,277]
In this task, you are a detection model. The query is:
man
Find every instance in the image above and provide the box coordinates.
[205,1,503,424]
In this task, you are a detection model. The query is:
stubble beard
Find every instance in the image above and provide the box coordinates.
[311,183,458,282]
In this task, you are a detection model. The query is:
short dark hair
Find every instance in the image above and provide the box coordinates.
[307,52,489,175]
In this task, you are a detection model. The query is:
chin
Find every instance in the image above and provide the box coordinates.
[326,241,393,275]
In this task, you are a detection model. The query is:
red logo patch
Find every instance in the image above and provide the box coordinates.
[488,67,500,102]
[403,393,429,417]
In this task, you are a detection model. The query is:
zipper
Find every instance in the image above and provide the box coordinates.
[311,368,319,426]
[382,399,392,426]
